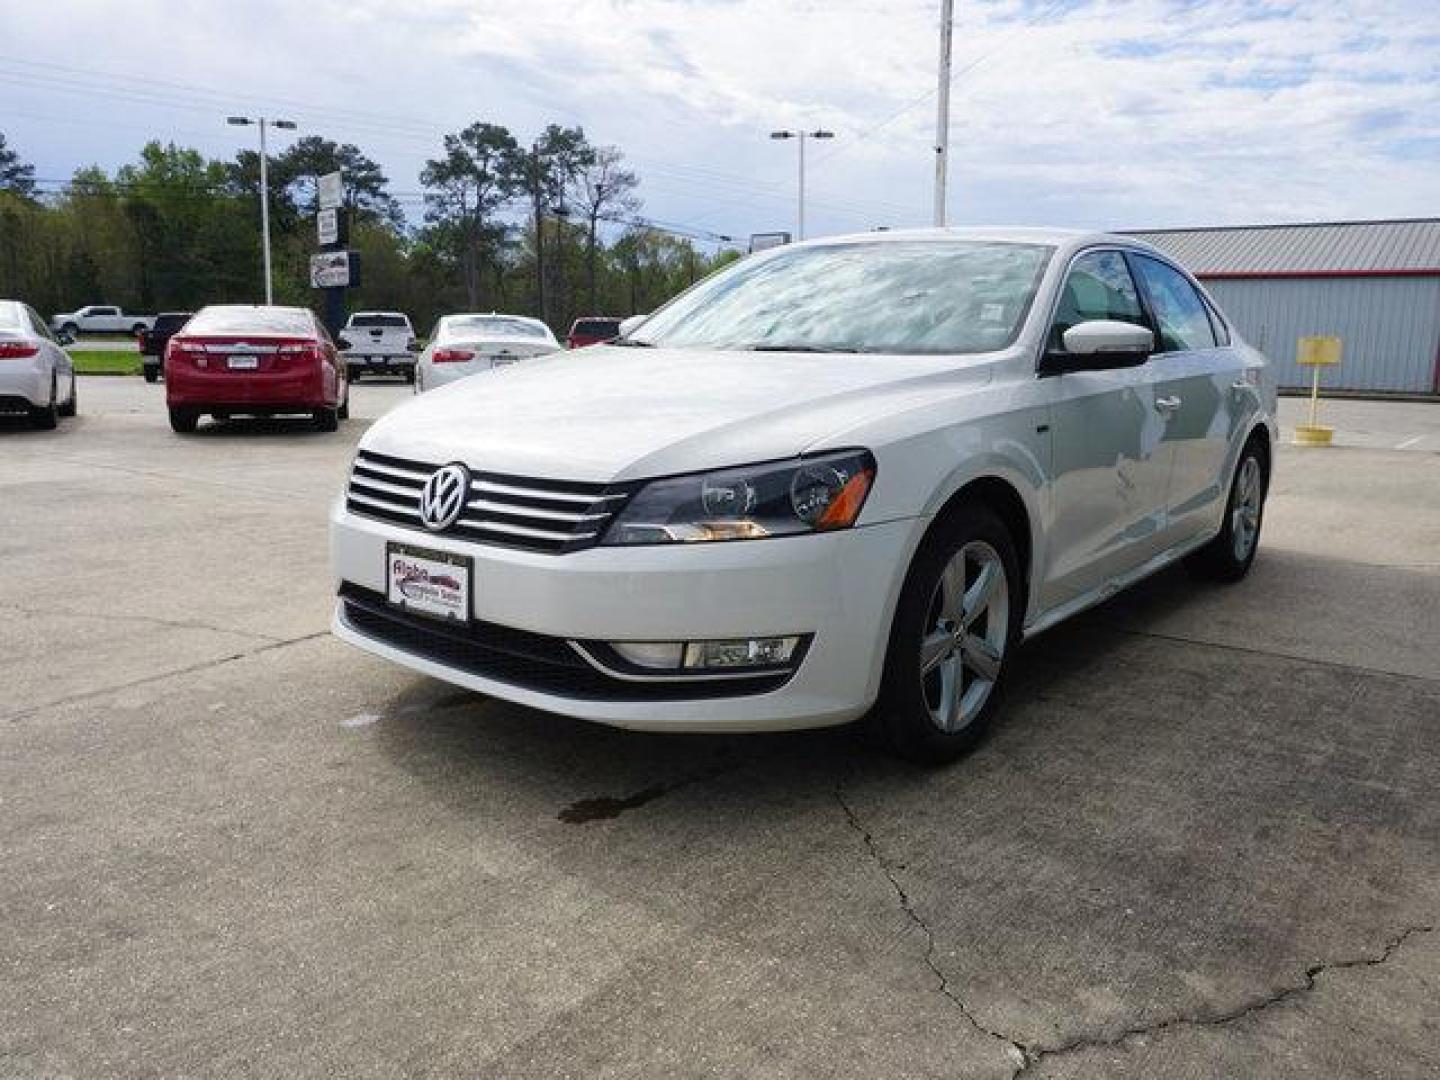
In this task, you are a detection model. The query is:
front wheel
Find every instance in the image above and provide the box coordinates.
[1186,443,1267,582]
[873,503,1022,764]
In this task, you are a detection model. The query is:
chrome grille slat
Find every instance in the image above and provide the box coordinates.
[350,474,422,500]
[348,490,423,518]
[346,450,629,554]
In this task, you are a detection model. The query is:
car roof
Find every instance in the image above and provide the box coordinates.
[792,226,1170,261]
[350,311,408,318]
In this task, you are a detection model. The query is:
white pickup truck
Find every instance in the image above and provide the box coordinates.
[339,311,417,383]
[51,305,155,337]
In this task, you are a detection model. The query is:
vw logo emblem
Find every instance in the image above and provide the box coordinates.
[418,463,470,531]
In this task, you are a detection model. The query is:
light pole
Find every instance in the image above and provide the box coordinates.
[227,116,297,304]
[933,0,954,226]
[769,129,834,241]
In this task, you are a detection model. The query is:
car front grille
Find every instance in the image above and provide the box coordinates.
[337,584,794,701]
[345,449,633,554]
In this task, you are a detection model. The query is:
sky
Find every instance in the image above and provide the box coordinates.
[2,0,1437,249]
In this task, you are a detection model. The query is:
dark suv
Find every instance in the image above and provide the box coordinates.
[139,312,193,382]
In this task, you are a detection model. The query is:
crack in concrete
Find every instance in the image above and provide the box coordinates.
[0,602,283,644]
[1012,924,1435,1075]
[1,631,330,722]
[833,778,1028,1071]
[835,777,1432,1078]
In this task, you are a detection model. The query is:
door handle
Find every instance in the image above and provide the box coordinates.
[1155,395,1182,413]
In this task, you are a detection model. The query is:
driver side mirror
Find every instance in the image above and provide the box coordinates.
[1039,320,1153,377]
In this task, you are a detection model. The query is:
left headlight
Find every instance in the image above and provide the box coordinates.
[602,450,877,545]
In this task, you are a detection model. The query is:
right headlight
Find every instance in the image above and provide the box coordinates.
[602,450,877,545]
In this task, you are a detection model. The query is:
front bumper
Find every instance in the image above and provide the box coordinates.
[330,501,922,732]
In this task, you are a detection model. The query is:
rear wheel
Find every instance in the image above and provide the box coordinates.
[1186,441,1268,581]
[143,366,159,384]
[337,386,350,420]
[404,365,416,385]
[348,366,362,384]
[58,373,77,417]
[29,375,59,430]
[131,323,147,336]
[313,406,339,433]
[873,503,1021,764]
[168,407,199,434]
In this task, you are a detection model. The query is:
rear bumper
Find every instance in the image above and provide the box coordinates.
[0,360,50,407]
[166,366,328,409]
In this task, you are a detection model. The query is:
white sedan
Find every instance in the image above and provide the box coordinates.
[332,228,1276,762]
[415,314,561,392]
[0,299,77,430]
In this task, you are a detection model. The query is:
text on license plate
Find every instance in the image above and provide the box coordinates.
[227,356,259,370]
[386,542,471,623]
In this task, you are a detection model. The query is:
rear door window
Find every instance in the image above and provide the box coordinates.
[1129,255,1217,352]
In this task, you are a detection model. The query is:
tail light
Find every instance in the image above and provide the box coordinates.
[167,339,209,368]
[432,348,474,364]
[0,340,40,359]
[278,342,326,365]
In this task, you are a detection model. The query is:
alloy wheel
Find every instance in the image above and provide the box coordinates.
[1232,456,1262,561]
[919,540,1010,733]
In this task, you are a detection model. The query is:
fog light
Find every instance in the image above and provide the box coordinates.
[683,637,801,669]
[611,641,684,669]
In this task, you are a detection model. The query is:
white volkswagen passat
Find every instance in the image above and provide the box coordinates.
[331,229,1276,762]
[0,299,77,430]
[415,313,561,392]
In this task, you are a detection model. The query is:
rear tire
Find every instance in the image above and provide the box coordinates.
[1186,441,1267,582]
[348,366,362,384]
[873,502,1022,764]
[404,366,416,385]
[29,375,59,430]
[131,323,147,336]
[313,406,339,433]
[143,366,159,384]
[168,407,199,434]
[337,388,350,421]
[58,374,77,417]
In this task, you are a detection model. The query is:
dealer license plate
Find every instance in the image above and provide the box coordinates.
[386,542,471,623]
[227,356,259,370]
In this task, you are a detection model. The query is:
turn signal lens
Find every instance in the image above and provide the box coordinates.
[816,469,875,530]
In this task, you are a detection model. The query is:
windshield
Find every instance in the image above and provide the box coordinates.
[186,307,314,336]
[350,315,409,329]
[444,316,549,340]
[632,240,1052,354]
[573,319,621,337]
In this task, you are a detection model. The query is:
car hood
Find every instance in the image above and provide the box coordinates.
[362,345,998,482]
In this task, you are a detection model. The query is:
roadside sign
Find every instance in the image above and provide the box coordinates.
[749,231,790,253]
[1297,335,1341,366]
[310,251,351,288]
[317,208,339,246]
[318,170,344,211]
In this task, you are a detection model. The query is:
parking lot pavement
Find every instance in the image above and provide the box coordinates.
[2,378,1437,1078]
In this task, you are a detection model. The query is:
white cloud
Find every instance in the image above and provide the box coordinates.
[2,0,1436,238]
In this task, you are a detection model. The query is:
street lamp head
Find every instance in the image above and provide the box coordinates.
[811,130,836,139]
[273,120,298,131]
[226,116,252,126]
[769,130,795,140]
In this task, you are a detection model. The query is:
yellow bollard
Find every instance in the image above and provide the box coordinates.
[1293,335,1340,446]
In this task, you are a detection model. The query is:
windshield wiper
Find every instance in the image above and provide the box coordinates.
[608,336,653,347]
[747,343,860,353]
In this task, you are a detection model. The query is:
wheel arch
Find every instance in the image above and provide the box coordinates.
[920,469,1040,619]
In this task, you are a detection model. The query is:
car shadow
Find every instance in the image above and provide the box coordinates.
[182,416,350,438]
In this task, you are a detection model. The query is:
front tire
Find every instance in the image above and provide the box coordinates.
[168,407,199,434]
[1186,442,1267,582]
[874,503,1022,764]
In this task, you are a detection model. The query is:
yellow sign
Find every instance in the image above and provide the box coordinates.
[1297,335,1341,366]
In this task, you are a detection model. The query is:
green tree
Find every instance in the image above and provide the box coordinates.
[521,124,593,326]
[421,122,524,309]
[0,132,37,199]
[572,146,640,311]
[278,136,401,227]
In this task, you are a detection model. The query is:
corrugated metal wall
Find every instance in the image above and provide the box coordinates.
[1203,276,1440,393]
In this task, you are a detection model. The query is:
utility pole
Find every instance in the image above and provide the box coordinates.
[933,0,954,227]
[227,115,297,304]
[769,129,835,241]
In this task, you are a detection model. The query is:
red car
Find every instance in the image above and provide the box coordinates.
[565,316,623,349]
[165,305,348,433]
